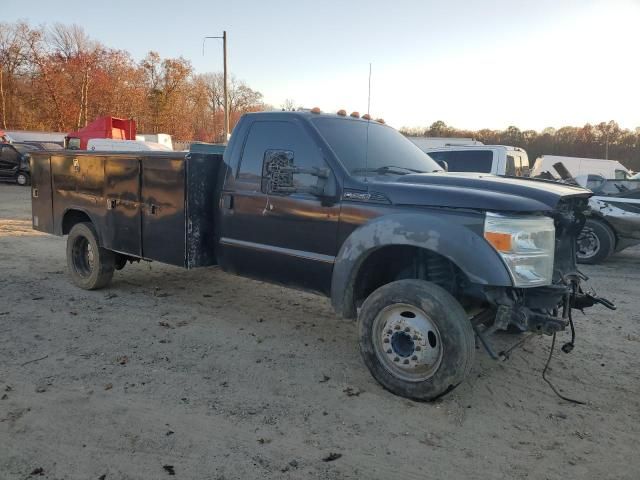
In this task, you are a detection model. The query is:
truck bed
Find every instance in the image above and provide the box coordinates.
[30,145,224,268]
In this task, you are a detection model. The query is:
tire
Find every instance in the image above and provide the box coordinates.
[577,219,615,264]
[66,222,115,290]
[358,279,475,401]
[16,172,30,186]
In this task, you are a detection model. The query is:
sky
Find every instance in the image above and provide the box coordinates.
[5,0,640,131]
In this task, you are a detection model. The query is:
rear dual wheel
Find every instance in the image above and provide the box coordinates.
[66,222,115,290]
[358,280,475,401]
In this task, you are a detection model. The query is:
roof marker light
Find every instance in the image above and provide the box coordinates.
[311,107,321,114]
[337,109,347,116]
[362,114,371,120]
[376,118,385,124]
[350,111,360,118]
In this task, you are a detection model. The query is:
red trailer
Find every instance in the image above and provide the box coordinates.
[65,117,136,150]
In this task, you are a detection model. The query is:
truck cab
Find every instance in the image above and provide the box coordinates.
[419,145,530,177]
[30,110,611,402]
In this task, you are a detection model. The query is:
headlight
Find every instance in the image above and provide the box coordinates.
[484,213,555,287]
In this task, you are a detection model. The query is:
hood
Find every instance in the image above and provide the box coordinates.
[376,172,591,212]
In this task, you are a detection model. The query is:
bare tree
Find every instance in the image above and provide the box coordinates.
[0,22,30,128]
[49,23,101,128]
[280,98,297,111]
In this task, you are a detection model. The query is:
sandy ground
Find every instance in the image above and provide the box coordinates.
[0,183,639,480]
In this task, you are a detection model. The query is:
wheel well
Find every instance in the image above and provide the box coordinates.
[62,210,92,234]
[352,245,465,309]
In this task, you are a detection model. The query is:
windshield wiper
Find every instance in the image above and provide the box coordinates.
[352,165,426,176]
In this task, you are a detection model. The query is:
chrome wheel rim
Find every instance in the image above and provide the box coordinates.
[372,303,443,382]
[72,236,95,277]
[577,227,600,259]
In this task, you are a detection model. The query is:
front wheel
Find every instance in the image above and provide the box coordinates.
[358,280,475,401]
[66,222,115,290]
[577,219,615,264]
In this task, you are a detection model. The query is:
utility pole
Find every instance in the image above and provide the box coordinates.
[223,31,229,142]
[203,31,230,143]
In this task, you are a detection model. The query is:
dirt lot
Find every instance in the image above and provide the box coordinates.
[0,184,639,479]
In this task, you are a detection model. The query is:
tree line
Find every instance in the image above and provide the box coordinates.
[401,120,640,171]
[0,21,266,142]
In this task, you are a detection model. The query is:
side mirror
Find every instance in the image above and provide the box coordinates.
[436,159,449,172]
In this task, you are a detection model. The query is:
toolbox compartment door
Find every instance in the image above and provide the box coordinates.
[141,156,186,266]
[30,153,54,233]
[104,157,142,256]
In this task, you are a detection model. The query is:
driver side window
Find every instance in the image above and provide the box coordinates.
[237,120,325,193]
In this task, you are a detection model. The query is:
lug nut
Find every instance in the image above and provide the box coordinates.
[415,346,421,351]
[383,338,389,343]
[394,325,401,330]
[394,356,399,362]
[404,327,411,332]
[403,359,409,364]
[387,329,393,335]
[386,348,392,354]
[411,355,418,361]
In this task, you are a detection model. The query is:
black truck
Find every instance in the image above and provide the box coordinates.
[30,110,612,401]
[1,142,31,185]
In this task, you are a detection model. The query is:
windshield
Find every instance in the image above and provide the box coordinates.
[312,117,441,176]
[427,150,493,173]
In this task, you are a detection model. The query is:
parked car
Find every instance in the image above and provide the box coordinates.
[531,155,630,181]
[416,145,530,177]
[0,142,30,185]
[548,163,640,263]
[29,110,611,401]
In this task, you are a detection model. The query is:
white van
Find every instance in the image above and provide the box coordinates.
[531,155,630,181]
[409,137,483,149]
[136,133,173,150]
[419,145,529,176]
[87,139,172,152]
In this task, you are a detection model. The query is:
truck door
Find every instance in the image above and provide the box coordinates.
[0,144,20,179]
[219,119,340,294]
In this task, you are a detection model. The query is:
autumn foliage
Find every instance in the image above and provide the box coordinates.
[0,21,265,142]
[402,120,640,171]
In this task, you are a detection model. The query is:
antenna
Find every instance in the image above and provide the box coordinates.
[364,62,372,187]
[367,62,372,117]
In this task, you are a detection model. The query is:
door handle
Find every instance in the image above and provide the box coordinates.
[222,194,233,210]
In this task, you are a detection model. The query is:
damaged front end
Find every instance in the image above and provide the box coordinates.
[473,197,616,359]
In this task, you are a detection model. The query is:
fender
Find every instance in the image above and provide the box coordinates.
[330,212,513,318]
[57,207,105,245]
